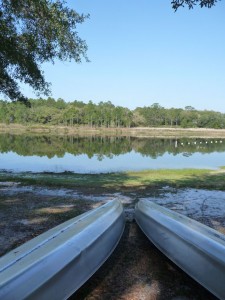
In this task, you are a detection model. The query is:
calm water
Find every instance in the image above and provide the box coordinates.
[0,134,225,173]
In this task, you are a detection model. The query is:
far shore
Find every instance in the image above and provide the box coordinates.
[1,123,225,138]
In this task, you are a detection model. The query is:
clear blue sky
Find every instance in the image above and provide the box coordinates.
[22,0,225,112]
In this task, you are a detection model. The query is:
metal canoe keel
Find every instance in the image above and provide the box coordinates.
[0,199,125,300]
[135,199,225,300]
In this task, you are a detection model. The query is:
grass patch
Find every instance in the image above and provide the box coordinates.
[0,168,225,191]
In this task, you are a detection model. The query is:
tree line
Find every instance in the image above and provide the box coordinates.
[0,98,225,129]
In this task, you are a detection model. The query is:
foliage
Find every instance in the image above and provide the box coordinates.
[171,0,220,10]
[1,98,225,129]
[0,0,88,102]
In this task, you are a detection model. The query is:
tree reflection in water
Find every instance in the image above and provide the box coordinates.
[0,134,224,160]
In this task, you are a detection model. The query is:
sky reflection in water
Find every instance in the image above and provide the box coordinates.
[1,150,225,173]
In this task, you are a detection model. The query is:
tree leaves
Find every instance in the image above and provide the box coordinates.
[171,0,220,11]
[0,0,88,102]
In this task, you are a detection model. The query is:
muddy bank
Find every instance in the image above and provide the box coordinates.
[0,183,223,299]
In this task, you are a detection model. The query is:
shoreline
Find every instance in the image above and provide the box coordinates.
[0,173,222,299]
[2,123,225,138]
[1,168,225,191]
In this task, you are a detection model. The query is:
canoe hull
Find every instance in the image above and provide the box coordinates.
[0,200,125,300]
[135,199,225,300]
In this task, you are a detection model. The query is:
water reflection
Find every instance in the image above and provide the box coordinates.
[0,134,225,172]
[0,134,224,158]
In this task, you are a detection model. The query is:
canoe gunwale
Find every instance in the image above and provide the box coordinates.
[135,199,225,300]
[0,199,125,300]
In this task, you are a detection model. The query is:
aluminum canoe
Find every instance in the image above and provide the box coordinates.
[0,199,125,300]
[135,199,225,300]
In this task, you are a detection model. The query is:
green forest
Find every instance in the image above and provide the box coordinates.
[0,98,225,129]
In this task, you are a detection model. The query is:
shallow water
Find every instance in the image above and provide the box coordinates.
[0,183,132,204]
[141,187,225,220]
[1,182,225,220]
[134,188,225,230]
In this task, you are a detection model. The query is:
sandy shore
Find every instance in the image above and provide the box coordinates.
[2,123,225,138]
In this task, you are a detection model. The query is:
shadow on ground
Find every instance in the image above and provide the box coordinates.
[72,222,217,300]
[0,193,101,256]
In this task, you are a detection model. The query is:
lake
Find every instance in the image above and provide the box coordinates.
[0,133,225,173]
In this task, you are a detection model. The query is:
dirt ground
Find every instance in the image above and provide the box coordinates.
[0,184,222,299]
[72,221,217,300]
